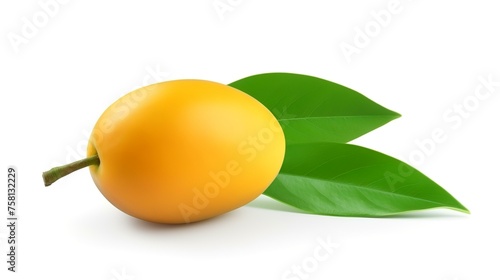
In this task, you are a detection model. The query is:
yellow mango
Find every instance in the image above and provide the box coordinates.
[43,79,285,224]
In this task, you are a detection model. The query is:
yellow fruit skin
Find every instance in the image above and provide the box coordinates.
[87,80,285,224]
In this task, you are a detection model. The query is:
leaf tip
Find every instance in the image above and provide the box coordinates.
[447,203,470,215]
[390,110,402,119]
[459,206,471,215]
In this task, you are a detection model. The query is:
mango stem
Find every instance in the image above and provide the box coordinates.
[43,154,100,187]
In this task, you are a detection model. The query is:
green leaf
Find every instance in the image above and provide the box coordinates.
[264,143,469,216]
[229,73,401,144]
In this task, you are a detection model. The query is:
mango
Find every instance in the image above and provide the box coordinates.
[43,79,286,224]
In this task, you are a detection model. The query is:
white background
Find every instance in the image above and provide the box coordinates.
[1,0,499,279]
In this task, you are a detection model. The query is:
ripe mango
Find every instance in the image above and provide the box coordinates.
[44,79,286,224]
